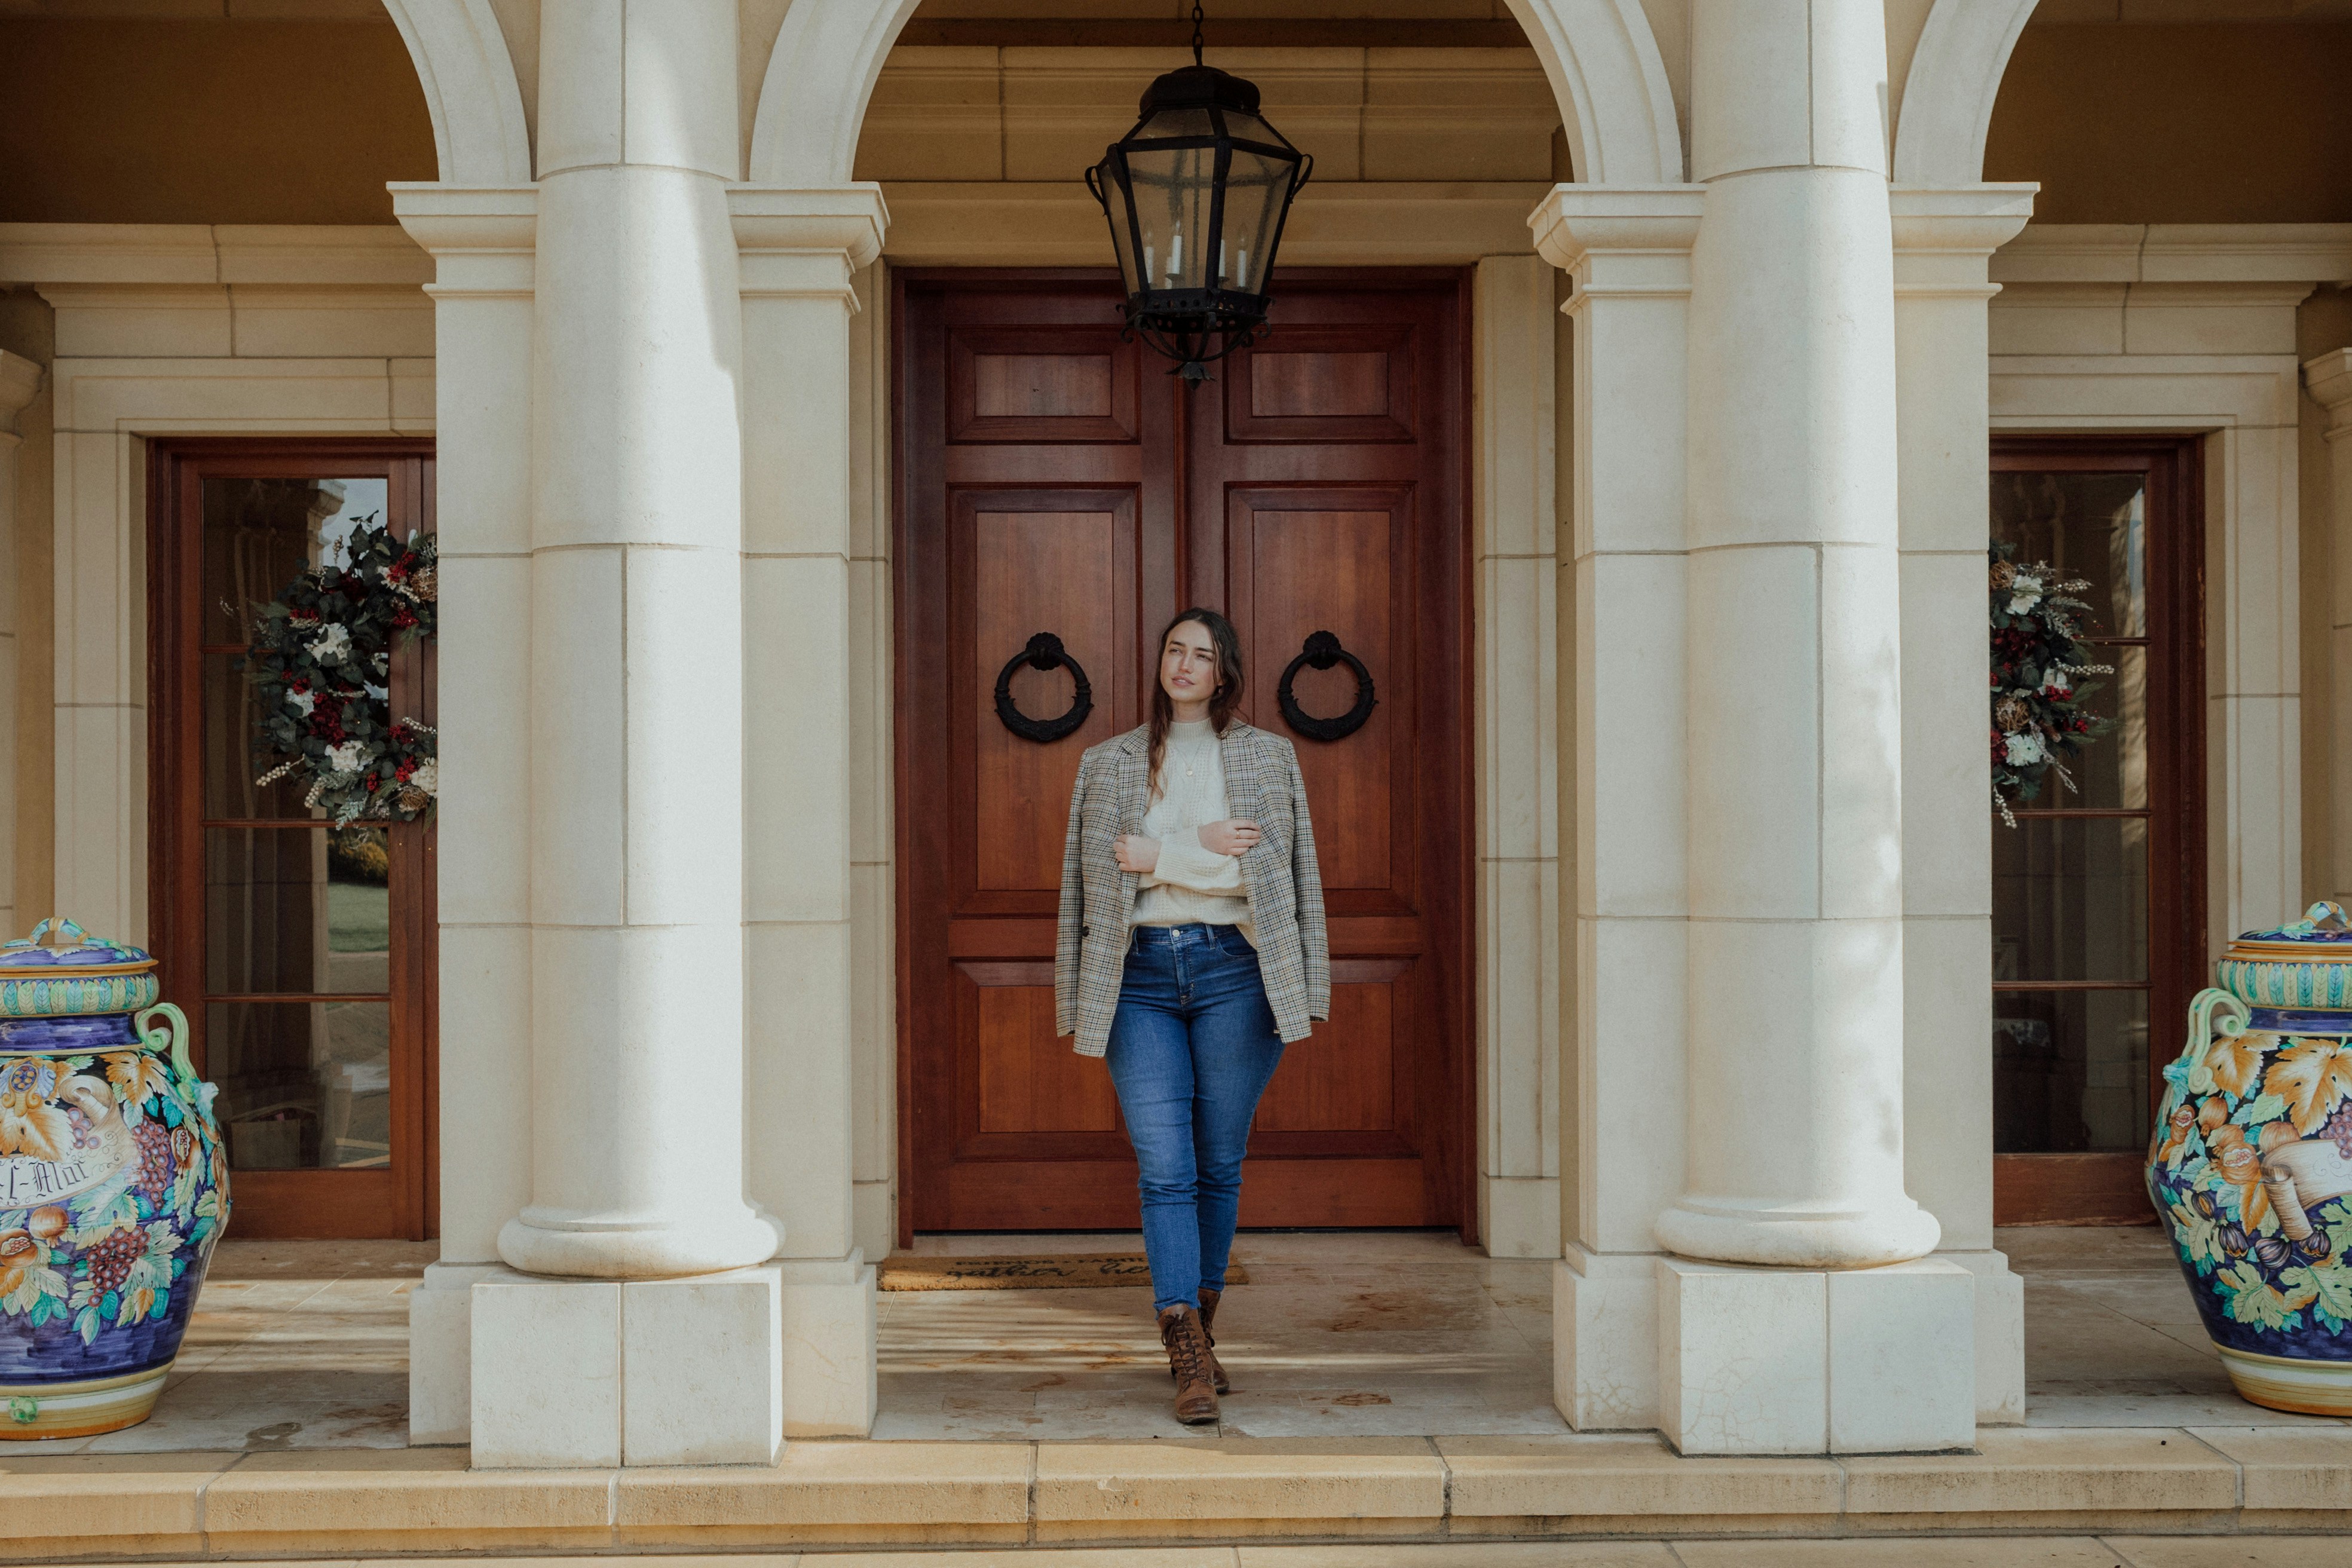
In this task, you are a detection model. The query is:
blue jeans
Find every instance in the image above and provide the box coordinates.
[1104,924,1287,1315]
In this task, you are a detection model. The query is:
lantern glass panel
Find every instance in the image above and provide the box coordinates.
[1095,153,1144,296]
[1220,144,1296,293]
[1125,115,1218,292]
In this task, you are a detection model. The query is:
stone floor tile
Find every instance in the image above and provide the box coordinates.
[2105,1539,2352,1568]
[2024,1389,2339,1428]
[816,1552,1229,1567]
[1676,1541,2126,1566]
[204,1238,436,1280]
[1840,1428,2237,1517]
[1239,1546,1676,1566]
[1435,1432,1843,1520]
[2056,1276,2207,1329]
[614,1440,1032,1534]
[207,1447,612,1555]
[81,1368,409,1452]
[2182,1423,2352,1508]
[1997,1225,2175,1275]
[1031,1435,1447,1526]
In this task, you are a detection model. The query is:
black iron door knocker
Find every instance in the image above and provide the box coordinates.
[994,632,1094,743]
[1276,630,1377,742]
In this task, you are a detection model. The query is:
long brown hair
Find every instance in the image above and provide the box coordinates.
[1149,607,1245,800]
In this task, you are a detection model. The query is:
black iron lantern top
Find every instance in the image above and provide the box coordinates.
[1085,6,1312,380]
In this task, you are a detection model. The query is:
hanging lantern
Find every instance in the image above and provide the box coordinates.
[1085,8,1312,381]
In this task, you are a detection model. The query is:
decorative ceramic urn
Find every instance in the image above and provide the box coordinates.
[0,918,228,1437]
[2152,901,2352,1416]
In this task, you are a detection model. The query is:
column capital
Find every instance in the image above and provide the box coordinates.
[0,350,41,439]
[390,185,537,298]
[2305,348,2352,435]
[1890,183,2038,299]
[1527,185,1705,295]
[730,185,890,302]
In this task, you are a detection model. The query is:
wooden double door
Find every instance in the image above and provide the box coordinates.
[896,270,1471,1239]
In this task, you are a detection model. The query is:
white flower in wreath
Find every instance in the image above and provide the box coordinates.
[286,690,316,716]
[306,623,353,664]
[325,740,368,776]
[409,758,438,796]
[2041,666,2072,698]
[2004,730,2047,768]
[2006,575,2044,615]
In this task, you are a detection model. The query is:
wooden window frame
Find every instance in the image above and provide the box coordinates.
[1990,434,2207,1227]
[147,437,439,1241]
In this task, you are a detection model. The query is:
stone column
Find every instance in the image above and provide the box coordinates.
[2308,350,2352,907]
[0,353,40,942]
[1532,185,1703,1433]
[1649,0,1971,1455]
[1891,184,2036,1427]
[733,185,889,1437]
[446,0,783,1469]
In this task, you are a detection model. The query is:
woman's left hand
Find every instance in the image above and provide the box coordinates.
[1113,834,1160,874]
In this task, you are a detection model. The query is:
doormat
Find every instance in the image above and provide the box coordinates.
[878,1254,1250,1291]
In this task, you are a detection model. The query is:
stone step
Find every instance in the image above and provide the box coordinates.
[0,1426,2345,1558]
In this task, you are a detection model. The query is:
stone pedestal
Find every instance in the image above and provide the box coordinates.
[1656,1257,1974,1455]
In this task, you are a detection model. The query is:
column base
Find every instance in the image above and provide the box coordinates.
[1656,1255,1974,1455]
[1554,1245,1659,1430]
[470,1266,785,1467]
[780,1252,878,1437]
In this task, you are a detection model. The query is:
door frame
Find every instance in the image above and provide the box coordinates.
[1988,432,2207,1227]
[887,266,1479,1244]
[146,436,439,1241]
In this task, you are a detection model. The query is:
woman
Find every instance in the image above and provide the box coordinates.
[1055,608,1329,1426]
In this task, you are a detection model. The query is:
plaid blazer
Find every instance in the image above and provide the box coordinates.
[1055,721,1330,1057]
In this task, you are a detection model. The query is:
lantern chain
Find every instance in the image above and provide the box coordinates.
[1190,0,1205,66]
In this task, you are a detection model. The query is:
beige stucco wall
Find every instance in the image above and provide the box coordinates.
[1986,23,2352,225]
[0,289,54,934]
[0,19,434,225]
[2301,286,2352,908]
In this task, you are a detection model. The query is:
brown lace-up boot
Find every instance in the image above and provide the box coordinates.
[1195,1287,1231,1394]
[1157,1304,1221,1424]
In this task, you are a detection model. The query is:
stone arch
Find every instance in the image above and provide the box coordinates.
[746,0,1681,186]
[381,0,535,186]
[1891,0,2039,186]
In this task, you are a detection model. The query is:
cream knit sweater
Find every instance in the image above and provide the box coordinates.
[1132,719,1254,943]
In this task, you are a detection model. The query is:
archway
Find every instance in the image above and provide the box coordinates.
[748,0,1682,188]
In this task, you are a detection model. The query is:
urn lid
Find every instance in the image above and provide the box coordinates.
[2224,900,2352,962]
[0,917,157,976]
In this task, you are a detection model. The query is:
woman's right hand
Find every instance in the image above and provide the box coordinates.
[1199,819,1262,858]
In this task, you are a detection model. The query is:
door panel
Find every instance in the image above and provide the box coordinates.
[898,270,1469,1238]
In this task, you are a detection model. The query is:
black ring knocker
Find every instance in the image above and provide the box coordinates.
[994,632,1094,743]
[1277,630,1377,742]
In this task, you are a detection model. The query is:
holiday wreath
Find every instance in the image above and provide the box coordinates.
[241,516,438,826]
[1989,541,2115,828]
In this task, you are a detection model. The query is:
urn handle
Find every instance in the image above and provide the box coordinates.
[2172,987,2249,1099]
[134,1002,198,1094]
